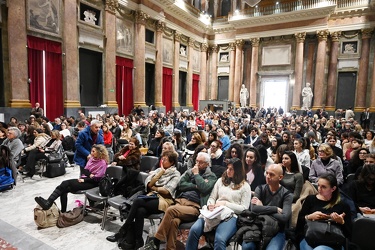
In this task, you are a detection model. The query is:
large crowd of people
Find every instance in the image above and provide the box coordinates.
[1,104,375,250]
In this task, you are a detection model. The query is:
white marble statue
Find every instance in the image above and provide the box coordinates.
[302,82,313,109]
[240,84,249,107]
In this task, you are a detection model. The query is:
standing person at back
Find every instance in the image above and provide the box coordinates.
[74,120,104,174]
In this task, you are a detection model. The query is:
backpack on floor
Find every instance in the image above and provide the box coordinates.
[34,203,60,228]
[43,160,66,178]
[57,206,84,228]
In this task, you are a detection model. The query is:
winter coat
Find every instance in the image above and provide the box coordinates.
[113,146,141,170]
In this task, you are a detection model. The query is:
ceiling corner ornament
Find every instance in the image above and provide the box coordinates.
[316,30,329,41]
[135,10,149,25]
[250,38,260,47]
[295,32,306,43]
[105,0,118,14]
[361,28,374,39]
[330,31,341,42]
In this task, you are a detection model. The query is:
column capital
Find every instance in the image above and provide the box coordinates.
[330,31,342,42]
[201,43,208,52]
[174,32,181,42]
[295,32,306,43]
[229,42,236,51]
[188,38,195,47]
[135,10,149,25]
[235,39,245,49]
[105,0,119,14]
[316,30,329,41]
[361,28,374,39]
[210,44,219,53]
[155,20,165,32]
[250,38,260,47]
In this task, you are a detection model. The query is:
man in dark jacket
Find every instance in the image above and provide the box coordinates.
[241,164,293,250]
[142,152,217,250]
[74,119,104,174]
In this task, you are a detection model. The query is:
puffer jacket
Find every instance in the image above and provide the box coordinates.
[24,133,51,152]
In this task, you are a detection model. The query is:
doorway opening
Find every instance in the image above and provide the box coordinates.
[261,77,288,111]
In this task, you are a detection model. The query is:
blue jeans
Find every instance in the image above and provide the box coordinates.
[300,239,341,250]
[186,217,237,250]
[242,232,285,250]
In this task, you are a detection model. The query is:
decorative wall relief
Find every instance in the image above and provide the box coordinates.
[262,45,291,66]
[192,49,200,72]
[163,38,173,65]
[116,17,134,55]
[80,3,101,26]
[27,0,61,36]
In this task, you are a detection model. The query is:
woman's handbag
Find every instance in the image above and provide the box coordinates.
[305,219,346,247]
[47,147,64,163]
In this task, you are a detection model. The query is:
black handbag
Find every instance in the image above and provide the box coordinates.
[47,147,64,163]
[99,175,118,197]
[305,219,346,248]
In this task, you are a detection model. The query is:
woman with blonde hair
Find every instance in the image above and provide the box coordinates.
[35,144,108,212]
[309,144,343,185]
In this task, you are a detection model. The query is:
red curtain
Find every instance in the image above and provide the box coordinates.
[162,67,173,113]
[192,74,200,111]
[116,57,133,115]
[27,36,62,119]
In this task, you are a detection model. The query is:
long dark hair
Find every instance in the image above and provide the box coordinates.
[225,143,243,161]
[222,157,245,190]
[242,147,262,173]
[283,151,299,173]
[318,173,340,209]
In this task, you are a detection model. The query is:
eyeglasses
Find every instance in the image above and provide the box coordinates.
[359,152,367,155]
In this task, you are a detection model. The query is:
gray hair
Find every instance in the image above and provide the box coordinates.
[197,152,210,164]
[90,119,101,126]
[8,127,21,138]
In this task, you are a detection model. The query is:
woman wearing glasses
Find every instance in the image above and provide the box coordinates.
[208,140,225,178]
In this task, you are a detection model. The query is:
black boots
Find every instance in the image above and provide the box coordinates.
[106,227,126,242]
[35,189,62,210]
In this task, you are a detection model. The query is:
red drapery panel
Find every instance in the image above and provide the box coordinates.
[27,36,62,119]
[116,57,133,115]
[192,74,200,111]
[162,67,173,113]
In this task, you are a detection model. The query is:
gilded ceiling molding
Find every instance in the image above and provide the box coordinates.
[105,0,118,14]
[295,32,306,43]
[341,31,358,39]
[135,10,149,25]
[330,31,341,42]
[180,34,189,43]
[163,27,174,37]
[316,30,329,41]
[174,32,181,42]
[361,28,374,39]
[201,43,208,52]
[250,38,260,47]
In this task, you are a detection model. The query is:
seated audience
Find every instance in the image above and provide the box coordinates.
[185,158,251,250]
[296,173,352,250]
[243,147,266,192]
[107,151,181,249]
[240,164,293,250]
[280,151,304,202]
[35,144,108,212]
[143,152,217,250]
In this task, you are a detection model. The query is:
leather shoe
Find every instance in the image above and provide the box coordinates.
[106,233,119,242]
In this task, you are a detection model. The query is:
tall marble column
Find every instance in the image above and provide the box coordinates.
[249,38,260,108]
[154,21,165,107]
[234,40,244,107]
[370,33,375,112]
[172,32,181,108]
[8,1,29,107]
[325,31,341,111]
[355,28,373,111]
[210,45,219,100]
[187,38,194,107]
[228,42,236,101]
[199,43,208,100]
[133,11,149,107]
[312,30,329,110]
[292,32,306,110]
[63,0,80,109]
[103,1,118,108]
